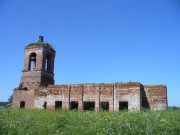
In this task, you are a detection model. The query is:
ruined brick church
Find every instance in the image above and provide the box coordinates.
[12,36,167,111]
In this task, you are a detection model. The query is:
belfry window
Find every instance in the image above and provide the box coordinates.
[29,53,36,71]
[45,55,51,72]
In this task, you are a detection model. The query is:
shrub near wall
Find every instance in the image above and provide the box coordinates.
[0,109,179,135]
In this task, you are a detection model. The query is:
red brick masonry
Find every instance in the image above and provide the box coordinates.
[12,37,167,111]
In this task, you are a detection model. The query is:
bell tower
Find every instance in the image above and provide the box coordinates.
[20,36,56,90]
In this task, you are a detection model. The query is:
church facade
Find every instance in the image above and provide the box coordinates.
[12,36,167,111]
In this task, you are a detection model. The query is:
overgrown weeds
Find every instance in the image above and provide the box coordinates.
[0,109,179,135]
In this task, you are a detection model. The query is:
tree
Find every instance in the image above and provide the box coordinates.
[3,94,13,108]
[8,94,13,104]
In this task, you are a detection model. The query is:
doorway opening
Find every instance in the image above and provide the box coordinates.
[20,101,25,108]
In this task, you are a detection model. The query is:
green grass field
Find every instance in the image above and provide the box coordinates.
[0,108,179,135]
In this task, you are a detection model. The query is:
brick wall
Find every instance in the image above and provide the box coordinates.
[13,83,167,111]
[142,85,167,110]
[12,89,35,109]
[47,85,69,110]
[45,83,142,111]
[99,84,114,111]
[114,83,141,111]
[21,45,55,90]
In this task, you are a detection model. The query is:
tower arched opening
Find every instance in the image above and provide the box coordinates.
[29,53,36,71]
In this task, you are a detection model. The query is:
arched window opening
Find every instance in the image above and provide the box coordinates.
[45,58,48,72]
[29,53,36,71]
[45,55,51,72]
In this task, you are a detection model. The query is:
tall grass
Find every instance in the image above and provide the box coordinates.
[0,108,179,135]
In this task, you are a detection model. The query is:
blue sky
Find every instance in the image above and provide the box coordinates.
[0,0,179,106]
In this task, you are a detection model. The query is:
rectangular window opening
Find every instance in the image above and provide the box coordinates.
[83,102,95,111]
[100,102,109,111]
[70,101,78,110]
[55,101,62,110]
[119,101,128,111]
[20,101,25,108]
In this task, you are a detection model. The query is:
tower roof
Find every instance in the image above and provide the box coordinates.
[25,36,55,52]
